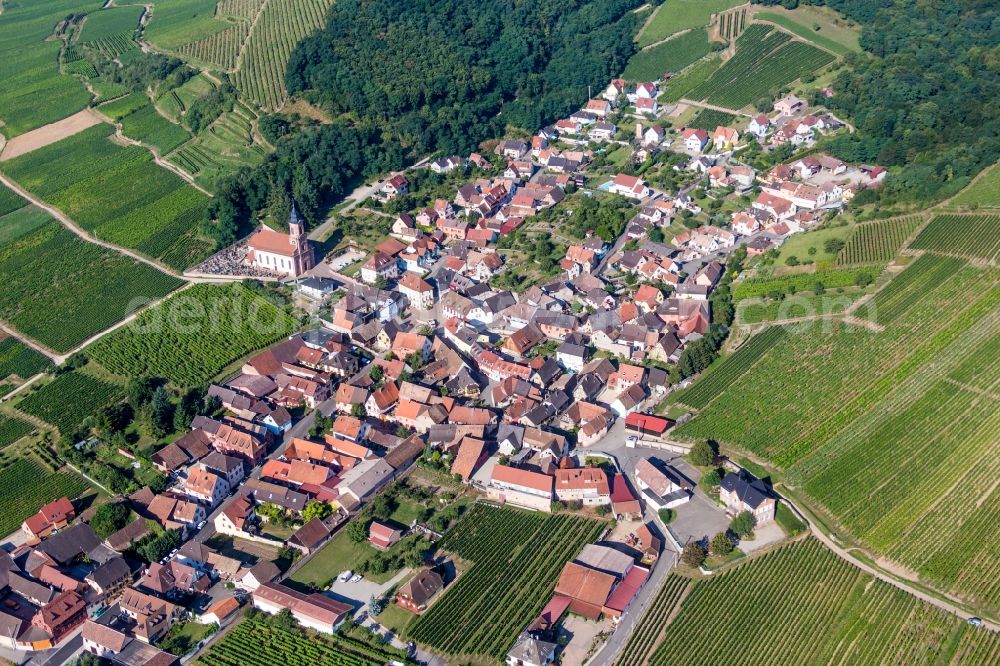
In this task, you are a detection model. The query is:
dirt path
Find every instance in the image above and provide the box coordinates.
[0,109,103,161]
[678,98,753,118]
[0,170,183,276]
[0,322,59,361]
[791,496,999,631]
[234,0,270,73]
[636,27,693,52]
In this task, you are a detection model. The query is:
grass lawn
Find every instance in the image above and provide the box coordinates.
[377,599,418,637]
[773,224,853,270]
[290,529,398,588]
[775,502,808,536]
[639,0,744,47]
[605,145,631,168]
[753,5,860,55]
[948,160,1000,208]
[704,547,744,570]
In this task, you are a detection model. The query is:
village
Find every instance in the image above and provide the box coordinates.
[0,77,883,666]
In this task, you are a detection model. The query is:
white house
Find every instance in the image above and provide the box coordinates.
[682,128,709,153]
[253,583,350,635]
[608,174,650,200]
[488,465,553,512]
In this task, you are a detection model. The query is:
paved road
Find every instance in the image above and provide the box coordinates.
[191,396,337,543]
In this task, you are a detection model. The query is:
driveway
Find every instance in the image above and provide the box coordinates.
[325,568,412,615]
[560,615,609,666]
[669,491,730,547]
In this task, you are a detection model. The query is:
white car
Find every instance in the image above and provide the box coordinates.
[349,574,363,583]
[626,435,638,443]
[337,570,353,583]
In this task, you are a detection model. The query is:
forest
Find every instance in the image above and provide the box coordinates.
[285,0,643,156]
[757,0,999,203]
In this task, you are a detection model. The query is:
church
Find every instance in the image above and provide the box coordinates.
[245,207,316,278]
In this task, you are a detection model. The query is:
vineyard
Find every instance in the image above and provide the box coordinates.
[622,28,712,81]
[144,0,232,51]
[672,326,786,409]
[688,108,736,131]
[0,124,215,271]
[119,104,192,155]
[0,188,27,219]
[233,0,336,109]
[908,214,1000,263]
[409,504,605,660]
[0,337,52,381]
[645,538,980,665]
[614,574,691,666]
[836,216,922,266]
[0,457,90,537]
[78,6,143,43]
[716,6,748,42]
[17,370,125,436]
[88,283,297,387]
[686,24,835,109]
[0,415,33,450]
[99,92,150,121]
[198,617,405,666]
[732,266,875,300]
[0,217,182,352]
[661,56,721,103]
[168,108,267,190]
[177,0,265,70]
[673,257,1000,612]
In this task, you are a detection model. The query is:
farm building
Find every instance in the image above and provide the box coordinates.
[624,412,673,438]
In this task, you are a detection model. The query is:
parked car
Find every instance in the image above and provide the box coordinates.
[349,574,363,583]
[338,570,353,583]
[968,617,983,627]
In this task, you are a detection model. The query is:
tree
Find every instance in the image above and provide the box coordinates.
[90,502,131,538]
[658,508,675,524]
[150,386,175,439]
[302,500,334,522]
[127,376,159,408]
[369,365,384,383]
[823,238,845,254]
[700,469,721,490]
[730,510,756,538]
[688,440,716,467]
[135,529,180,563]
[347,519,368,543]
[309,414,332,438]
[351,403,367,418]
[681,542,707,567]
[711,531,734,556]
[855,271,873,287]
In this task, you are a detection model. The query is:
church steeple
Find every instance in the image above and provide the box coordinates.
[289,204,305,249]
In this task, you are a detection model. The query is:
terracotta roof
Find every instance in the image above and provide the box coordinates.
[554,562,616,607]
[451,437,488,481]
[554,467,610,495]
[204,596,241,622]
[254,583,350,626]
[491,465,553,494]
[248,225,298,256]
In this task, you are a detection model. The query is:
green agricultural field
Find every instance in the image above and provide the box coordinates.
[659,55,721,103]
[119,104,192,155]
[0,188,27,219]
[773,223,852,267]
[688,108,736,131]
[672,326,787,409]
[837,216,922,266]
[686,24,835,109]
[169,109,267,191]
[88,283,297,388]
[0,337,52,382]
[98,92,150,121]
[199,616,406,666]
[623,28,712,81]
[0,458,91,537]
[636,538,987,665]
[0,415,34,450]
[638,0,743,48]
[233,0,336,109]
[0,206,50,246]
[754,5,860,56]
[0,214,182,352]
[737,290,859,325]
[674,256,1000,613]
[176,0,264,70]
[908,214,1000,263]
[949,161,1000,208]
[0,0,97,137]
[409,505,605,660]
[17,369,125,435]
[144,0,231,51]
[156,74,218,122]
[733,266,876,301]
[1,124,215,271]
[78,6,144,43]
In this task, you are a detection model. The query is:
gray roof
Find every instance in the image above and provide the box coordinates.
[37,524,101,566]
[507,631,558,665]
[87,556,131,589]
[721,471,771,509]
[575,544,635,577]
